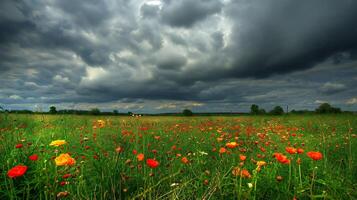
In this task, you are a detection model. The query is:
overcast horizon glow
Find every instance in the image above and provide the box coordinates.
[1,0,357,113]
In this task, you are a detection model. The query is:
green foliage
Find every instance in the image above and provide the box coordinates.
[250,104,259,114]
[182,109,193,116]
[250,104,266,115]
[49,106,57,114]
[90,108,101,115]
[315,103,341,114]
[113,110,119,115]
[269,106,284,115]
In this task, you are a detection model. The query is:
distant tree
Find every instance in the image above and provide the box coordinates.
[113,110,118,115]
[250,104,259,115]
[49,106,57,114]
[128,111,133,116]
[258,108,266,114]
[90,108,101,115]
[183,109,193,116]
[315,103,341,114]
[269,106,284,115]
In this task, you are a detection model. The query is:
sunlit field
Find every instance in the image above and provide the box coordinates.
[1,114,356,200]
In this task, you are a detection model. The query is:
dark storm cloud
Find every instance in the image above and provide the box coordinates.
[161,0,223,27]
[224,0,357,78]
[1,0,357,112]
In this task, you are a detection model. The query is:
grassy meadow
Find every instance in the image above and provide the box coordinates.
[0,113,356,199]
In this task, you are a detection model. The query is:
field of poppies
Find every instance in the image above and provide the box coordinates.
[0,113,356,200]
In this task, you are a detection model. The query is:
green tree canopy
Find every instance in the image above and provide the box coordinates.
[182,109,193,116]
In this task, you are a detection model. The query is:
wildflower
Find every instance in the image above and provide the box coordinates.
[181,157,189,164]
[297,148,304,154]
[56,191,69,198]
[226,142,239,149]
[241,169,251,178]
[285,147,297,154]
[7,165,28,178]
[276,175,283,182]
[15,144,23,148]
[232,167,251,178]
[232,167,241,176]
[273,153,290,164]
[239,154,247,161]
[307,151,323,161]
[256,161,267,167]
[247,183,253,188]
[115,146,124,153]
[133,150,137,155]
[146,159,159,168]
[219,147,227,154]
[55,153,76,166]
[170,183,179,187]
[50,140,67,147]
[137,153,145,161]
[29,154,39,161]
[203,179,209,185]
[62,174,71,179]
[96,120,105,128]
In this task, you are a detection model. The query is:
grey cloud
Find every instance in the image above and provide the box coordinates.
[141,3,160,18]
[161,0,222,27]
[320,82,346,94]
[224,0,357,78]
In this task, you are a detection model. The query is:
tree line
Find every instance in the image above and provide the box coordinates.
[249,103,345,115]
[0,103,352,116]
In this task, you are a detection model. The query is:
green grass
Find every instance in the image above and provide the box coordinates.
[0,114,356,199]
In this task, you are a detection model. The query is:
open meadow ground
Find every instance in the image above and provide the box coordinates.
[0,114,356,200]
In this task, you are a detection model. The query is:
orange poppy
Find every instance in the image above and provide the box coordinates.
[273,153,290,164]
[285,147,297,154]
[306,151,323,161]
[225,142,238,149]
[239,154,247,161]
[219,147,227,154]
[137,153,145,161]
[181,157,189,164]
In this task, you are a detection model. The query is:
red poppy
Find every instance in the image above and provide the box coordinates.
[146,159,159,168]
[15,144,23,148]
[63,174,72,179]
[285,147,297,154]
[273,153,290,164]
[307,151,323,161]
[7,165,28,178]
[297,148,304,154]
[132,150,138,155]
[29,154,38,161]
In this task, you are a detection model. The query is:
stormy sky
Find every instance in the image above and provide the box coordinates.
[1,0,357,113]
